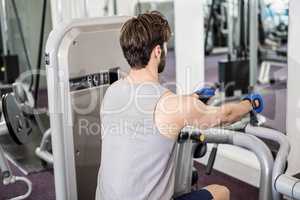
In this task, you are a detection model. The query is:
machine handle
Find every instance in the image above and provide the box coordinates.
[194,143,207,158]
[250,111,259,126]
[206,144,218,175]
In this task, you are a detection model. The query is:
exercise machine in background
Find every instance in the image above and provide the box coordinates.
[0,83,39,200]
[0,145,32,200]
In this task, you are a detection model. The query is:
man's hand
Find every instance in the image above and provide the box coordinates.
[242,93,264,113]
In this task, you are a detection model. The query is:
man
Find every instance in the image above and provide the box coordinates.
[96,11,262,200]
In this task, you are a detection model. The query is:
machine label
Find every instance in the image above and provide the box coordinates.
[69,67,119,91]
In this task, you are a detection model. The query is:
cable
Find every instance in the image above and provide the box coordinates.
[103,0,110,16]
[0,19,3,55]
[33,0,47,108]
[103,0,118,16]
[137,0,142,15]
[11,0,33,87]
[239,0,246,58]
[113,0,117,15]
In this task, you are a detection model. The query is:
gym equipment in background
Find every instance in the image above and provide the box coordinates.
[0,83,37,200]
[204,0,228,55]
[218,0,250,97]
[0,81,51,199]
[0,145,32,200]
[0,55,20,84]
[0,83,37,144]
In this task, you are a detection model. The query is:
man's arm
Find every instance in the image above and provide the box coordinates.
[155,91,253,140]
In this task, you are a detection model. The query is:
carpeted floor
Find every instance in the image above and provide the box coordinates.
[0,163,55,200]
[195,162,259,200]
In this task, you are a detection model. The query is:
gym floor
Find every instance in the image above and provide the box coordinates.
[1,51,286,200]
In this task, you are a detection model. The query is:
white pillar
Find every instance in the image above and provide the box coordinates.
[249,0,258,86]
[0,0,8,54]
[174,0,204,94]
[287,0,300,175]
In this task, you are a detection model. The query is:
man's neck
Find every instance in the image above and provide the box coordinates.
[127,65,159,84]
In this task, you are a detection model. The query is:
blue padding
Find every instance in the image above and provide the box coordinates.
[242,93,264,113]
[195,87,216,98]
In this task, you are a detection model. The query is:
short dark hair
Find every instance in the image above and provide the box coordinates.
[120,11,171,69]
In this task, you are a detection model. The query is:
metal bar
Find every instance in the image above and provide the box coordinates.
[174,141,197,197]
[11,0,34,86]
[35,147,53,164]
[0,145,11,182]
[233,134,273,200]
[113,0,117,15]
[35,129,53,164]
[40,129,51,150]
[0,121,8,136]
[203,129,274,200]
[0,0,8,55]
[204,0,216,54]
[34,0,47,107]
[249,0,258,86]
[245,125,290,200]
[295,181,300,199]
[227,0,234,59]
[275,174,300,199]
[45,30,69,200]
[239,0,245,57]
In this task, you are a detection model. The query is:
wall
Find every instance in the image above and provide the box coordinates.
[286,0,300,175]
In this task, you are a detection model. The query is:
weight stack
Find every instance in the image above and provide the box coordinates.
[218,58,250,97]
[0,55,20,84]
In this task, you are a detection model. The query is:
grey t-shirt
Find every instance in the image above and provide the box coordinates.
[96,79,177,200]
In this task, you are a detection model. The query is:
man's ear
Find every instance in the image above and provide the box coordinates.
[153,45,162,58]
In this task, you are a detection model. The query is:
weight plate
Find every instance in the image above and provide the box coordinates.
[2,93,33,145]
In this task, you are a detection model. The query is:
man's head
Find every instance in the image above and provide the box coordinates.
[120,11,171,73]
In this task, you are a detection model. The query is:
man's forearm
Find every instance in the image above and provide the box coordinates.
[219,100,253,125]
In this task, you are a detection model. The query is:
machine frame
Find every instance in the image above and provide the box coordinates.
[45,16,129,200]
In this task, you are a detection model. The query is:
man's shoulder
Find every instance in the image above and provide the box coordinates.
[109,79,124,89]
[104,79,125,96]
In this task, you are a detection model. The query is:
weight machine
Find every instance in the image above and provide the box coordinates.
[45,16,300,200]
[0,83,37,200]
[0,145,32,200]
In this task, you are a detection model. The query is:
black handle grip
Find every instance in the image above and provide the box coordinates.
[177,131,189,143]
[194,143,207,159]
[199,97,210,104]
[206,146,218,175]
[250,111,259,126]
